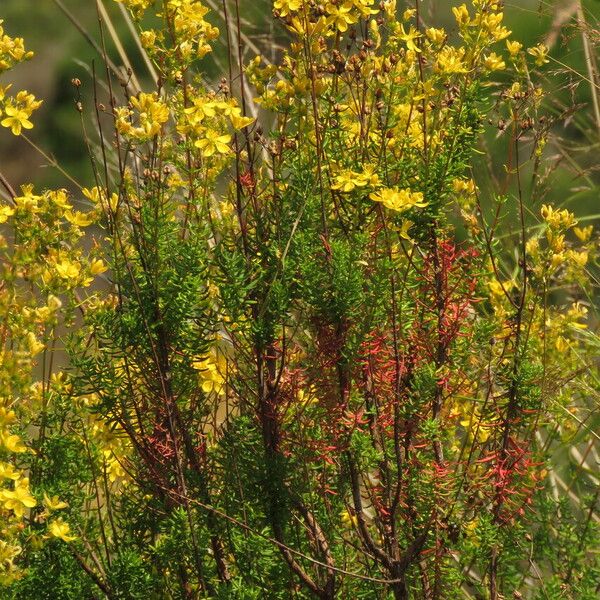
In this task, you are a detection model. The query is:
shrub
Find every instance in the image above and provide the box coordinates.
[0,2,598,598]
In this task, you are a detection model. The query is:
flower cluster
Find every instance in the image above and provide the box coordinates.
[0,22,40,136]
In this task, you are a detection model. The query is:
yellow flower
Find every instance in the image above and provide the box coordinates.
[89,259,108,276]
[48,189,72,209]
[452,178,476,195]
[0,408,17,427]
[0,541,21,569]
[0,462,21,480]
[1,433,27,454]
[26,332,45,356]
[183,98,217,125]
[0,205,14,223]
[287,15,328,38]
[115,0,152,16]
[105,453,129,484]
[0,105,33,135]
[55,258,81,281]
[398,219,414,241]
[48,518,76,542]
[528,43,549,67]
[352,0,377,18]
[326,3,358,33]
[555,336,569,353]
[506,40,523,58]
[369,19,381,49]
[383,0,396,19]
[481,12,510,42]
[340,508,358,528]
[331,166,379,192]
[193,350,227,396]
[541,204,576,229]
[47,294,63,312]
[398,25,422,53]
[452,4,470,27]
[573,225,593,242]
[525,237,539,257]
[140,30,157,48]
[117,92,169,140]
[230,113,255,130]
[426,28,446,45]
[273,0,304,17]
[14,184,42,212]
[64,210,94,227]
[436,46,467,74]
[297,386,319,405]
[369,187,427,213]
[43,494,68,512]
[194,130,231,157]
[1,478,36,518]
[484,52,505,71]
[567,249,588,268]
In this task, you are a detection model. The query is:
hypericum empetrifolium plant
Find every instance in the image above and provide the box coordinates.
[0,2,598,599]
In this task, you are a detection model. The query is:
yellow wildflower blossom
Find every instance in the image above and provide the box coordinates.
[398,25,422,53]
[573,225,593,242]
[0,205,14,223]
[541,204,576,230]
[89,259,108,276]
[426,28,446,45]
[326,3,358,33]
[370,187,427,213]
[452,178,476,195]
[230,113,255,130]
[0,463,21,481]
[331,166,379,193]
[554,336,569,353]
[64,210,94,228]
[528,44,549,67]
[398,219,414,241]
[55,258,81,281]
[116,92,169,140]
[26,332,45,356]
[273,0,304,17]
[13,185,41,212]
[484,52,505,71]
[452,4,470,27]
[115,0,153,17]
[436,46,468,74]
[506,40,522,58]
[48,189,72,210]
[194,129,231,157]
[139,30,157,48]
[0,408,17,427]
[48,518,76,542]
[481,12,510,42]
[1,478,36,518]
[1,434,27,454]
[340,508,358,528]
[352,0,377,18]
[0,541,21,570]
[567,249,588,269]
[0,105,33,135]
[193,350,227,396]
[43,494,68,512]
